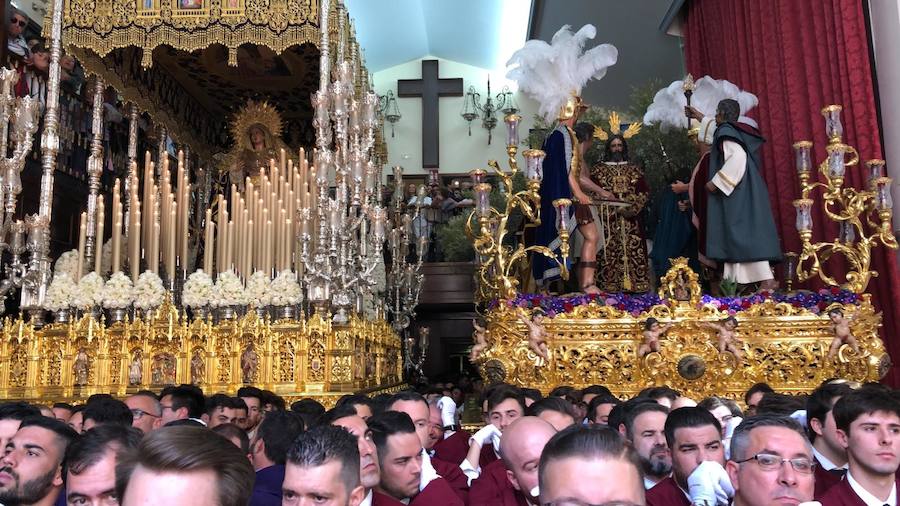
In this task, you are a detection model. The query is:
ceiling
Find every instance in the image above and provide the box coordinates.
[345,0,533,73]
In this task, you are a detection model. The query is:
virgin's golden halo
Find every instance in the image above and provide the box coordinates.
[229,100,284,146]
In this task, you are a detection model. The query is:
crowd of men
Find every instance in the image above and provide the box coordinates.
[0,378,897,505]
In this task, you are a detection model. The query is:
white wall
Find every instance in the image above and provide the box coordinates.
[869,0,900,236]
[373,56,541,178]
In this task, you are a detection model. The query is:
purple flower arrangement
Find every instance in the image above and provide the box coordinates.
[496,287,860,318]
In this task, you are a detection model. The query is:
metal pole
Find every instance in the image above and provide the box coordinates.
[84,77,105,271]
[125,103,139,235]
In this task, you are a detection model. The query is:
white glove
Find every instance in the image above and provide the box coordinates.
[687,461,734,506]
[790,410,808,428]
[724,417,742,440]
[437,396,457,428]
[419,450,441,489]
[470,424,502,448]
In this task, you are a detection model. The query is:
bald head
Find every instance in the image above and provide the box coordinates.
[501,416,558,500]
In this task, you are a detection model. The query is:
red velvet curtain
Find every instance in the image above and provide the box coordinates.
[683,0,900,385]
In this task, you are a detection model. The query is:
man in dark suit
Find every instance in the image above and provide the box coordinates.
[726,415,815,506]
[249,410,304,506]
[647,407,725,506]
[821,387,900,506]
[807,381,855,498]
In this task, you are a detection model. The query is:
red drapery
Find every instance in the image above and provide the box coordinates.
[683,0,900,384]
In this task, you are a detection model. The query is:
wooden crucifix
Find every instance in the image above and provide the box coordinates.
[397,60,463,168]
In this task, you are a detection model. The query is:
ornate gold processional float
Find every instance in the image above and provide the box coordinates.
[0,0,412,404]
[468,95,895,400]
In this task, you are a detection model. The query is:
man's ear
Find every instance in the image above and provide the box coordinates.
[200,413,210,424]
[506,469,522,492]
[349,484,366,506]
[835,428,850,450]
[618,423,627,439]
[725,460,740,494]
[809,417,825,438]
[53,464,64,487]
[253,437,266,457]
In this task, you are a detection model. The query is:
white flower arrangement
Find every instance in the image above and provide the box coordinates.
[246,271,272,307]
[133,271,166,311]
[269,270,302,306]
[44,273,77,312]
[102,272,135,309]
[53,249,79,279]
[182,270,214,308]
[212,270,247,307]
[73,272,105,309]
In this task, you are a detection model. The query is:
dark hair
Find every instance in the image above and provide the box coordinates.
[828,308,844,317]
[371,393,393,414]
[164,418,205,428]
[522,388,543,403]
[286,425,361,493]
[587,394,620,423]
[832,386,900,434]
[639,386,680,403]
[643,318,659,331]
[66,424,142,475]
[236,386,264,404]
[581,385,612,398]
[698,396,728,413]
[83,398,133,428]
[723,398,743,417]
[211,423,250,454]
[806,382,854,442]
[756,392,806,416]
[335,394,374,415]
[487,385,526,414]
[549,386,575,398]
[607,397,657,433]
[603,134,629,161]
[538,425,642,492]
[624,402,669,440]
[0,402,41,421]
[205,394,247,416]
[18,416,79,454]
[290,398,326,428]
[320,404,363,427]
[573,122,595,143]
[663,407,721,447]
[255,410,305,465]
[526,397,579,422]
[744,383,774,405]
[87,394,114,404]
[116,426,255,506]
[53,402,75,411]
[717,99,741,123]
[261,390,286,411]
[387,391,428,413]
[160,385,205,418]
[368,411,417,465]
[729,415,809,462]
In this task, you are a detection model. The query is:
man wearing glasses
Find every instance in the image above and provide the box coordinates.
[7,11,29,58]
[726,415,815,506]
[125,392,162,433]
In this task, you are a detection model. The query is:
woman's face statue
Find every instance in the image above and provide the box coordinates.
[250,126,266,148]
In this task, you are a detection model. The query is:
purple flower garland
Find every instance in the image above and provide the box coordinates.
[496,287,860,318]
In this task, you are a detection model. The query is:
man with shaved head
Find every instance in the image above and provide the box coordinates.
[470,416,557,506]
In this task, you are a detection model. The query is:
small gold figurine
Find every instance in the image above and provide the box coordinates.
[638,318,674,357]
[705,316,744,360]
[827,308,860,360]
[73,348,90,386]
[518,309,550,363]
[470,319,489,361]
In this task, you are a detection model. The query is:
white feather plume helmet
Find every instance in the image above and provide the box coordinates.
[506,24,619,121]
[642,76,759,132]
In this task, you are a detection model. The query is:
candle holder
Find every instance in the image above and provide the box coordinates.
[789,104,897,293]
[466,133,569,302]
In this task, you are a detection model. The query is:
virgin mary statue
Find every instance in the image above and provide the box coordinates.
[225,100,293,187]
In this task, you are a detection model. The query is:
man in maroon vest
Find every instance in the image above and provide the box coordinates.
[622,402,672,490]
[807,381,855,498]
[462,385,526,482]
[323,405,405,506]
[470,416,558,505]
[647,407,725,506]
[821,386,900,506]
[385,392,468,503]
[726,415,815,506]
[369,411,463,506]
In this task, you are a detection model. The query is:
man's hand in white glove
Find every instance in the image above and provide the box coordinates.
[687,461,734,506]
[437,396,457,428]
[724,417,743,440]
[419,450,441,489]
[470,424,501,449]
